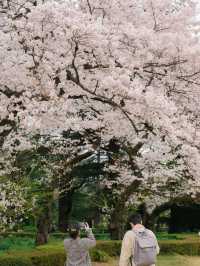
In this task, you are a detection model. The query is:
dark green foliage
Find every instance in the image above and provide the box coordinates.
[96,241,122,256]
[0,236,35,252]
[90,249,110,262]
[0,240,10,251]
[169,204,200,233]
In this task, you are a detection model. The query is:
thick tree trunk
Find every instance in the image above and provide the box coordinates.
[137,203,155,230]
[35,199,52,246]
[108,181,142,240]
[145,214,157,231]
[93,208,101,226]
[35,215,50,245]
[109,222,124,240]
[109,204,128,240]
[58,192,73,232]
[147,202,173,232]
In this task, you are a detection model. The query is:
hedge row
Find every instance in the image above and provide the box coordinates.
[0,248,110,266]
[159,240,200,256]
[0,240,200,266]
[0,251,66,266]
[0,232,35,238]
[97,239,200,256]
[0,232,110,240]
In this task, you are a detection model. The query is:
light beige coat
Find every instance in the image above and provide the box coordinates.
[119,228,160,266]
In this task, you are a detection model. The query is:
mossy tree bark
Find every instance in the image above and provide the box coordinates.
[35,194,53,245]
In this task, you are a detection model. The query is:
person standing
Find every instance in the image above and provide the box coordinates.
[64,222,96,266]
[119,214,160,266]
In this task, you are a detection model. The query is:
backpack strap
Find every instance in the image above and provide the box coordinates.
[129,230,137,266]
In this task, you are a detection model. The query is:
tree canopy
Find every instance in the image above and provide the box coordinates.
[0,0,200,229]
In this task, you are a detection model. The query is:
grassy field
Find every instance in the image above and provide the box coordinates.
[157,255,200,266]
[94,256,200,266]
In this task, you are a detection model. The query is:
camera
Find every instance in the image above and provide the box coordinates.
[78,222,86,230]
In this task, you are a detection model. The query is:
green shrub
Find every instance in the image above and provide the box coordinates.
[0,248,109,266]
[159,240,200,256]
[0,256,32,266]
[96,241,121,256]
[156,233,183,240]
[0,251,66,266]
[0,231,110,240]
[96,240,200,257]
[28,251,65,266]
[90,249,110,262]
[0,249,109,266]
[0,236,34,251]
[51,233,67,239]
[0,232,35,238]
[0,241,10,251]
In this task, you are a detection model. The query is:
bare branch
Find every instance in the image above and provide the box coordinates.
[150,1,158,31]
[86,0,93,15]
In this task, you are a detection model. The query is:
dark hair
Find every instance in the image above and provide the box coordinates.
[69,223,80,239]
[129,213,142,225]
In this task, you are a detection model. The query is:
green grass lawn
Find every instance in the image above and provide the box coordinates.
[96,256,200,266]
[157,255,200,266]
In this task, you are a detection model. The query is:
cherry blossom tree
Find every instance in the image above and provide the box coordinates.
[1,0,200,237]
[0,178,31,230]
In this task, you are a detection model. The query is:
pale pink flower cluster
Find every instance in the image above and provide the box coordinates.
[0,0,200,224]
